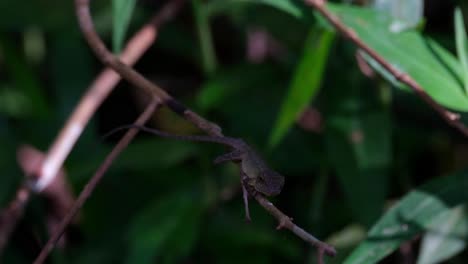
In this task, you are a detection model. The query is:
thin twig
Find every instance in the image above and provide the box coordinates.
[34,0,337,262]
[18,145,76,248]
[74,0,222,137]
[1,144,75,256]
[34,0,185,192]
[0,186,31,256]
[305,0,468,137]
[0,2,181,255]
[33,100,160,264]
[254,194,337,258]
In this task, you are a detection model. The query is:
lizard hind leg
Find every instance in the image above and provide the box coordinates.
[213,149,243,164]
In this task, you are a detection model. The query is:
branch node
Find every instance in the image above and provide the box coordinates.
[447,112,461,121]
[276,216,292,230]
[323,244,337,257]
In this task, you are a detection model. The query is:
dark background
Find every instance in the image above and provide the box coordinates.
[0,0,467,263]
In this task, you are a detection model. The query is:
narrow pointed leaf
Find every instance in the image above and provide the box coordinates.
[269,28,334,148]
[207,1,468,111]
[112,0,136,53]
[455,7,468,94]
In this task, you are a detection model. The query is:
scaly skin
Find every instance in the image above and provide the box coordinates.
[106,124,285,196]
[105,124,285,221]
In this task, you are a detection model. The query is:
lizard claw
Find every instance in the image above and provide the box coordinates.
[245,214,252,223]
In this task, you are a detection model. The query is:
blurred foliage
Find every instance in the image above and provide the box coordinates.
[2,0,468,263]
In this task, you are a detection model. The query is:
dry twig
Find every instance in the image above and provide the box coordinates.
[75,0,221,136]
[255,194,337,257]
[0,145,75,256]
[33,100,160,264]
[0,186,30,256]
[34,0,185,192]
[1,0,183,258]
[34,0,337,262]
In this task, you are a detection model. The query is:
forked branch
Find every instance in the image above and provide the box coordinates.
[0,1,184,257]
[33,100,160,264]
[35,0,186,192]
[33,0,337,263]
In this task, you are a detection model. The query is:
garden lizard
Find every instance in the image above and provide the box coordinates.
[105,125,285,220]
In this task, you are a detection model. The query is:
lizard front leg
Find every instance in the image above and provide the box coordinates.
[240,171,252,222]
[213,149,243,164]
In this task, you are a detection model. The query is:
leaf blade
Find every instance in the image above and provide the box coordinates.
[269,28,334,148]
[417,205,468,264]
[344,171,468,264]
[112,0,136,53]
[455,7,468,94]
[329,4,468,111]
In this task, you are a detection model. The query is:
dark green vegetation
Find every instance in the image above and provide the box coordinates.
[2,0,468,263]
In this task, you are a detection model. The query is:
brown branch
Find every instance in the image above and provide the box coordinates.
[34,0,185,192]
[254,194,337,258]
[75,0,221,137]
[32,0,337,262]
[0,145,76,256]
[0,185,30,256]
[18,145,76,248]
[305,0,468,137]
[1,3,181,255]
[33,100,160,264]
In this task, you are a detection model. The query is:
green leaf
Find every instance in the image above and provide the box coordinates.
[455,7,468,95]
[126,191,202,264]
[325,225,367,264]
[344,170,468,264]
[417,205,468,264]
[327,4,468,111]
[372,0,424,32]
[208,1,468,111]
[327,224,366,249]
[204,0,311,19]
[112,0,136,53]
[192,0,217,75]
[268,28,334,148]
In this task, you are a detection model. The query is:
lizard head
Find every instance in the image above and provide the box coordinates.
[254,169,285,196]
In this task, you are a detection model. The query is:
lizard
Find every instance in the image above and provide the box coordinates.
[104,124,285,221]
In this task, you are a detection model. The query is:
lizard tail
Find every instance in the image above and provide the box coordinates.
[102,124,234,147]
